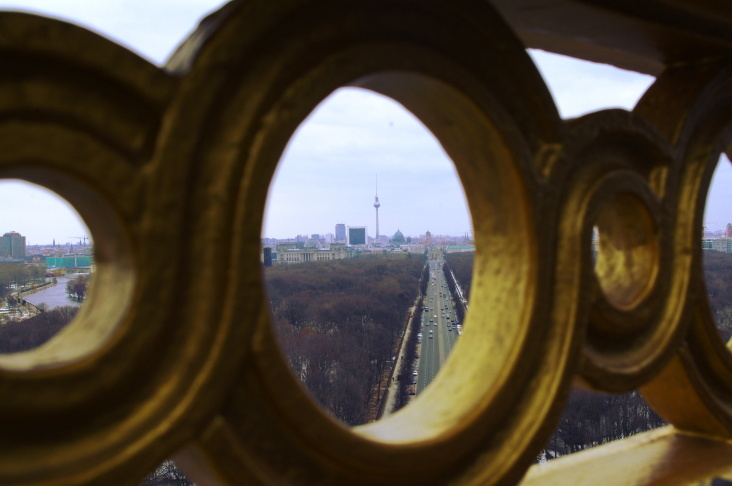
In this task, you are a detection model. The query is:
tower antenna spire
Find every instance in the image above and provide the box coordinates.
[373,174,380,239]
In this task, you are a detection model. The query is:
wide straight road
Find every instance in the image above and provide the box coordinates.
[414,256,460,394]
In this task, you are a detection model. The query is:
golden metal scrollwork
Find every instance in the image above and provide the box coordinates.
[0,0,732,484]
[166,1,571,484]
[637,62,732,438]
[552,109,678,392]
[0,10,252,486]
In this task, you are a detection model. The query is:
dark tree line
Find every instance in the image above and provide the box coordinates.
[442,258,466,324]
[139,460,193,486]
[393,263,429,412]
[542,389,666,459]
[66,274,90,302]
[444,252,473,300]
[0,306,78,353]
[420,264,429,296]
[0,263,47,298]
[703,250,732,341]
[264,255,426,425]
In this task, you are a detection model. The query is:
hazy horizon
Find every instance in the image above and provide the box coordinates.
[2,1,731,243]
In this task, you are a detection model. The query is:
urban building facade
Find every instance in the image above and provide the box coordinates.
[45,256,93,271]
[347,226,367,245]
[711,238,732,253]
[335,223,346,242]
[274,243,352,264]
[445,245,476,253]
[0,231,25,259]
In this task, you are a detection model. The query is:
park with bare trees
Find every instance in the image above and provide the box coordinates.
[264,254,426,425]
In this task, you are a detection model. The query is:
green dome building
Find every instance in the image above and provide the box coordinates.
[391,229,405,245]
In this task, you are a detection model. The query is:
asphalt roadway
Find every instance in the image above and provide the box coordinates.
[414,258,460,394]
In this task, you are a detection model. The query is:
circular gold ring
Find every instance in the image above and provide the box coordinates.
[638,62,732,436]
[163,0,574,484]
[552,110,677,392]
[0,12,225,484]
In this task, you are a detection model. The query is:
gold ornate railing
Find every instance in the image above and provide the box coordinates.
[2,0,732,484]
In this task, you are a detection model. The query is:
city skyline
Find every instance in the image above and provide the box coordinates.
[262,87,472,239]
[0,181,88,246]
[1,1,731,241]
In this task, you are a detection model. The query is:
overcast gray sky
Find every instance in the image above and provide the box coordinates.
[0,1,729,243]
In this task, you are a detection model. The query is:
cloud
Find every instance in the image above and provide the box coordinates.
[3,3,727,245]
[528,50,656,118]
[0,180,88,245]
[0,0,225,64]
[705,155,732,231]
[264,88,471,239]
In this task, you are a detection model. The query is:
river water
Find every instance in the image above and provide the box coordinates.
[24,277,82,309]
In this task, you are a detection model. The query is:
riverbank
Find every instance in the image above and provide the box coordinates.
[17,280,56,298]
[0,281,57,323]
[23,276,81,310]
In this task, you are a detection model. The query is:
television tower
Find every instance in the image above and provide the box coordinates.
[374,175,380,238]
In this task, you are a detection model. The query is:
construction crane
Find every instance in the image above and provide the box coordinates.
[702,221,722,238]
[68,236,89,245]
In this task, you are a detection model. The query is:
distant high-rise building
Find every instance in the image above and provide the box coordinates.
[262,247,272,267]
[374,175,380,238]
[335,223,346,242]
[347,226,367,245]
[0,231,25,259]
[726,223,732,238]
